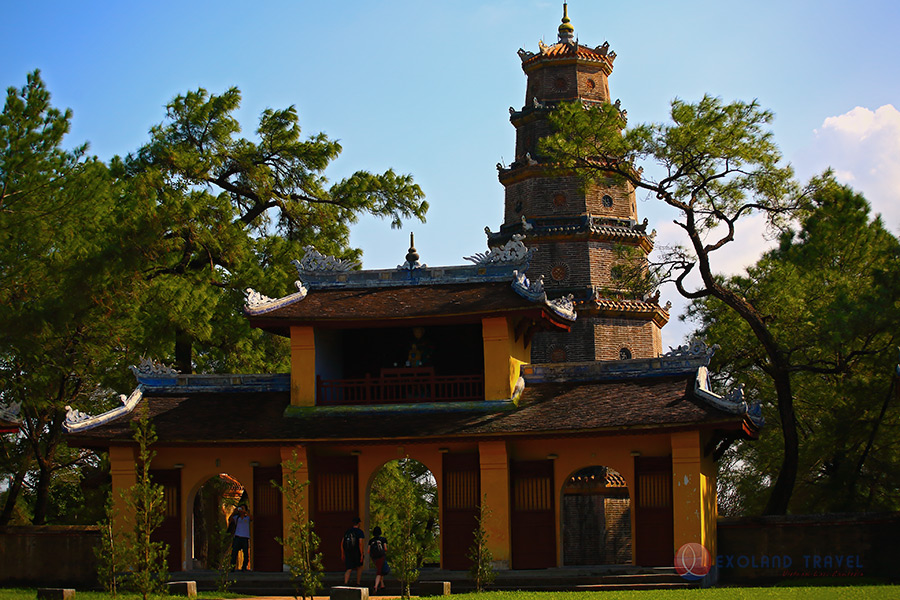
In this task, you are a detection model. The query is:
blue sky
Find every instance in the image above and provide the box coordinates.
[4,0,899,346]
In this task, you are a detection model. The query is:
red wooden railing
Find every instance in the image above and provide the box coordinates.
[316,367,485,405]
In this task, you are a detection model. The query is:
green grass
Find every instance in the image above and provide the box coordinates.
[420,588,899,600]
[0,591,245,600]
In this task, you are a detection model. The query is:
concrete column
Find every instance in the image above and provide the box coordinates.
[671,431,705,550]
[482,317,525,401]
[290,326,316,406]
[479,440,511,568]
[109,445,136,534]
[280,444,309,556]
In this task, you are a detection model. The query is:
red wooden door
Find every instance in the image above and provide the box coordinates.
[150,468,182,571]
[312,455,359,571]
[441,453,480,570]
[634,456,674,566]
[253,465,284,571]
[510,459,556,569]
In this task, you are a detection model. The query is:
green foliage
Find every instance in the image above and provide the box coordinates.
[95,493,124,596]
[542,95,809,514]
[0,70,143,526]
[274,452,323,600]
[122,408,168,600]
[467,494,495,592]
[370,459,438,599]
[118,86,428,373]
[689,177,900,514]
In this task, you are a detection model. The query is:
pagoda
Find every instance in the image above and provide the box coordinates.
[491,3,667,364]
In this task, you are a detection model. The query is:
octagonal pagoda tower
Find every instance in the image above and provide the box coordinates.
[489,5,668,363]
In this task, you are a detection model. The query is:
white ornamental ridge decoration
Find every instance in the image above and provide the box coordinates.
[694,366,764,428]
[0,401,21,423]
[292,246,360,274]
[64,386,144,433]
[663,339,719,359]
[130,357,178,377]
[510,270,576,321]
[464,234,534,266]
[245,288,275,308]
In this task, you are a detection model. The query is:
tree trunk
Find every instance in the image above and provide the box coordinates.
[763,368,799,515]
[175,328,192,374]
[0,468,26,527]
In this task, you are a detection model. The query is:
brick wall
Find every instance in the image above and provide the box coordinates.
[0,526,100,587]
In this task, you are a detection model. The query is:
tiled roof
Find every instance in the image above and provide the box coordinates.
[67,374,746,447]
[247,281,571,332]
[521,42,614,68]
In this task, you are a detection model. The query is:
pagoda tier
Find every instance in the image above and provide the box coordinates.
[493,5,664,363]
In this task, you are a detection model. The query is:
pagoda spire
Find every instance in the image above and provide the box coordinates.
[558,2,575,44]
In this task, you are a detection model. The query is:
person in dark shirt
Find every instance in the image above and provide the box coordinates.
[341,516,365,585]
[368,526,389,593]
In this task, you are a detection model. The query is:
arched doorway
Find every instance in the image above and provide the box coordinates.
[368,459,439,568]
[562,465,632,565]
[191,474,246,570]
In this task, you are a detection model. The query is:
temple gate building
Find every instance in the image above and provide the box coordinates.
[67,6,761,580]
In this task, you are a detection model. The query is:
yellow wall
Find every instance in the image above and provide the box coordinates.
[479,440,511,568]
[671,430,704,555]
[150,445,283,570]
[701,444,718,559]
[482,317,529,401]
[109,445,137,535]
[290,326,316,406]
[110,429,714,571]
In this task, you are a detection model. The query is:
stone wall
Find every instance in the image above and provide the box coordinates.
[0,526,100,587]
[716,513,900,583]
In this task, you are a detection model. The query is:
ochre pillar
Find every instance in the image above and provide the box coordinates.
[290,326,316,406]
[671,430,708,551]
[109,445,136,534]
[479,440,511,569]
[482,317,524,401]
[280,444,309,560]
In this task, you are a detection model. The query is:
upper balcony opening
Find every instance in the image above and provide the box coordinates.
[314,324,485,405]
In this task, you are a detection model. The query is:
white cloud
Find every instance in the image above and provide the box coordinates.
[805,104,900,232]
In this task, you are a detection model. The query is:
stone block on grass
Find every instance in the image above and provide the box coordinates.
[418,580,451,595]
[37,589,75,600]
[167,581,197,597]
[330,585,369,600]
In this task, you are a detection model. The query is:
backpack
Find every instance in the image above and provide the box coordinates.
[370,538,385,559]
[343,530,358,555]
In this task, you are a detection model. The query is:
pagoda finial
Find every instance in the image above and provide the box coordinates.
[558,2,575,43]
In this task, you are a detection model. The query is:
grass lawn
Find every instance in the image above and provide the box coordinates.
[420,589,898,600]
[0,591,244,600]
[1,586,896,600]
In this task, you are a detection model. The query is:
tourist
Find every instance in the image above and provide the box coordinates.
[341,516,365,585]
[229,504,252,571]
[368,526,389,593]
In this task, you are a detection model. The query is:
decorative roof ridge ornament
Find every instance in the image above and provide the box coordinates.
[464,234,534,266]
[243,280,308,316]
[664,339,719,359]
[130,356,178,377]
[511,270,576,321]
[694,366,764,428]
[398,232,426,270]
[293,246,360,273]
[64,386,144,433]
[0,400,21,424]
